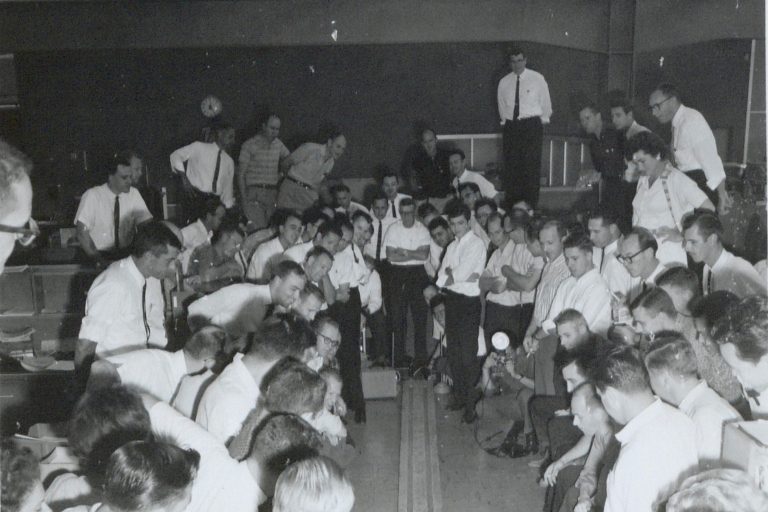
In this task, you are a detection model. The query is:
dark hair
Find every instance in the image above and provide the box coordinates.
[525,216,546,242]
[579,102,600,116]
[689,290,740,333]
[589,207,620,229]
[417,202,439,219]
[301,206,330,227]
[682,209,723,242]
[474,197,498,214]
[558,335,604,374]
[655,82,681,101]
[428,216,450,233]
[351,210,372,226]
[311,311,339,333]
[506,208,530,232]
[563,233,593,254]
[625,226,659,254]
[444,200,471,221]
[211,120,234,138]
[589,344,651,393]
[248,413,323,472]
[248,313,315,360]
[104,440,199,511]
[131,220,182,258]
[331,183,350,195]
[712,296,768,363]
[199,194,224,221]
[507,45,525,58]
[625,130,672,162]
[69,385,153,484]
[370,192,389,208]
[630,287,678,319]
[306,245,333,264]
[644,332,699,378]
[447,148,465,160]
[211,217,244,245]
[262,357,327,416]
[398,197,416,210]
[656,267,701,302]
[184,325,229,360]
[609,97,635,115]
[486,211,504,230]
[541,218,567,239]
[273,259,306,281]
[111,150,142,175]
[333,213,353,233]
[1,438,40,512]
[458,182,480,195]
[380,169,399,182]
[257,110,281,128]
[317,220,343,240]
[300,281,325,303]
[270,208,302,229]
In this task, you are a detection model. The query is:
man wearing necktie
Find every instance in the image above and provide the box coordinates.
[171,122,236,224]
[497,46,552,208]
[380,171,411,223]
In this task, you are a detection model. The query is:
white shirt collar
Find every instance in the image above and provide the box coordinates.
[678,381,709,415]
[671,104,686,129]
[708,248,730,272]
[615,398,665,444]
[122,256,146,286]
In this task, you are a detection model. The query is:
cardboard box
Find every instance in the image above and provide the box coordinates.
[722,420,768,490]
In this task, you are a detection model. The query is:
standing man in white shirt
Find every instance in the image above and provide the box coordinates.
[247,209,303,283]
[649,83,732,214]
[76,221,182,368]
[497,46,552,208]
[75,150,153,266]
[644,333,741,467]
[384,197,432,369]
[0,140,34,275]
[449,149,501,202]
[363,194,395,263]
[682,210,766,297]
[713,296,768,419]
[238,112,290,228]
[436,201,486,423]
[591,344,699,512]
[171,122,236,223]
[380,171,411,223]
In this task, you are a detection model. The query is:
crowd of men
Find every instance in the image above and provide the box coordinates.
[1,43,767,512]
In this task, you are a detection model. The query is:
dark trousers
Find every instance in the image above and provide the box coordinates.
[530,395,577,451]
[601,176,634,234]
[444,291,482,406]
[685,169,719,207]
[534,333,561,395]
[364,309,389,362]
[546,463,581,512]
[180,185,209,225]
[389,265,430,364]
[503,117,543,208]
[329,288,365,413]
[376,261,394,343]
[484,301,533,351]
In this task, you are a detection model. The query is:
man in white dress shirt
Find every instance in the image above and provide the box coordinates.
[713,296,768,420]
[380,171,411,222]
[179,196,226,273]
[449,149,501,202]
[497,46,552,208]
[425,216,453,280]
[332,183,370,219]
[384,197,431,369]
[649,83,731,214]
[591,344,699,512]
[0,140,33,275]
[75,150,153,265]
[76,222,181,369]
[247,209,303,282]
[436,201,486,423]
[682,210,766,297]
[171,122,236,222]
[364,194,396,263]
[195,313,316,444]
[615,227,667,304]
[644,333,741,466]
[284,220,342,265]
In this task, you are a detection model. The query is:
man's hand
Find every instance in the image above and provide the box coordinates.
[654,225,682,243]
[542,459,564,486]
[523,336,539,355]
[554,408,571,417]
[574,498,592,512]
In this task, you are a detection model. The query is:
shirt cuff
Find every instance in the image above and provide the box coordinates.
[706,174,725,192]
[541,319,556,333]
[78,318,109,345]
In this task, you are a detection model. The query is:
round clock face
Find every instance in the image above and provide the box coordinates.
[201,95,223,118]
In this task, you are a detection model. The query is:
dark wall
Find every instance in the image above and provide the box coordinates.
[15,42,603,215]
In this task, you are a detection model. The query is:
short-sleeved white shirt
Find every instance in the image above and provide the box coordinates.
[75,184,152,250]
[383,220,431,266]
[107,348,188,403]
[187,283,272,336]
[246,236,286,282]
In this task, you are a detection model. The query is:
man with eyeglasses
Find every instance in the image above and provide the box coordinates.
[0,140,34,275]
[616,227,667,304]
[648,83,732,215]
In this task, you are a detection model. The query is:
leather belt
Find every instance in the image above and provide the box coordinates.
[285,175,313,191]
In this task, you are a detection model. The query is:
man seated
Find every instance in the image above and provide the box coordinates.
[644,332,741,466]
[298,206,331,244]
[288,282,326,322]
[448,148,501,203]
[588,208,633,293]
[188,260,306,336]
[179,195,226,273]
[76,221,181,368]
[332,183,370,218]
[590,344,699,512]
[88,326,229,404]
[360,255,388,367]
[75,150,153,266]
[247,209,303,283]
[683,209,766,297]
[615,226,667,304]
[195,313,316,444]
[284,220,342,265]
[712,296,768,419]
[186,219,246,290]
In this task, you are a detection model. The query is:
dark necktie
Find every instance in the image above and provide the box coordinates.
[513,74,520,121]
[390,200,397,219]
[599,248,605,273]
[376,221,383,261]
[705,268,714,294]
[352,245,359,264]
[435,245,448,282]
[141,281,150,346]
[641,281,648,294]
[212,148,222,193]
[113,195,121,250]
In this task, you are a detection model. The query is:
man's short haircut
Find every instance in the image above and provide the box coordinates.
[506,208,530,232]
[421,128,437,140]
[68,385,153,483]
[273,456,355,512]
[608,97,635,115]
[370,191,389,206]
[311,311,339,334]
[682,209,723,242]
[273,259,306,281]
[247,313,315,360]
[257,110,281,127]
[525,216,546,242]
[712,295,768,363]
[398,197,415,210]
[588,344,651,394]
[624,130,671,162]
[211,217,244,245]
[306,245,333,264]
[317,220,343,240]
[380,169,399,182]
[184,326,229,361]
[301,206,330,227]
[448,148,466,160]
[333,214,353,233]
[458,182,480,195]
[271,208,302,228]
[571,382,605,412]
[644,331,699,379]
[428,216,450,233]
[541,218,567,239]
[625,226,658,254]
[579,102,600,116]
[508,45,525,57]
[1,438,41,512]
[300,281,325,303]
[474,197,498,214]
[331,183,350,195]
[655,82,681,101]
[211,120,234,138]
[131,220,182,258]
[417,202,439,219]
[261,357,327,416]
[554,309,588,329]
[563,233,593,254]
[104,440,199,512]
[248,413,322,473]
[630,287,678,318]
[444,200,471,221]
[689,290,740,333]
[656,266,701,301]
[485,212,504,230]
[111,150,141,175]
[589,206,620,229]
[0,140,32,218]
[200,194,224,220]
[666,468,768,512]
[351,210,372,225]
[558,335,603,374]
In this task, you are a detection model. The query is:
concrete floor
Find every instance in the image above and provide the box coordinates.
[346,380,545,512]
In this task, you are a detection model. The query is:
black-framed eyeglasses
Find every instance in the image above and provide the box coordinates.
[315,330,340,348]
[0,219,39,247]
[649,96,672,112]
[617,247,647,265]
